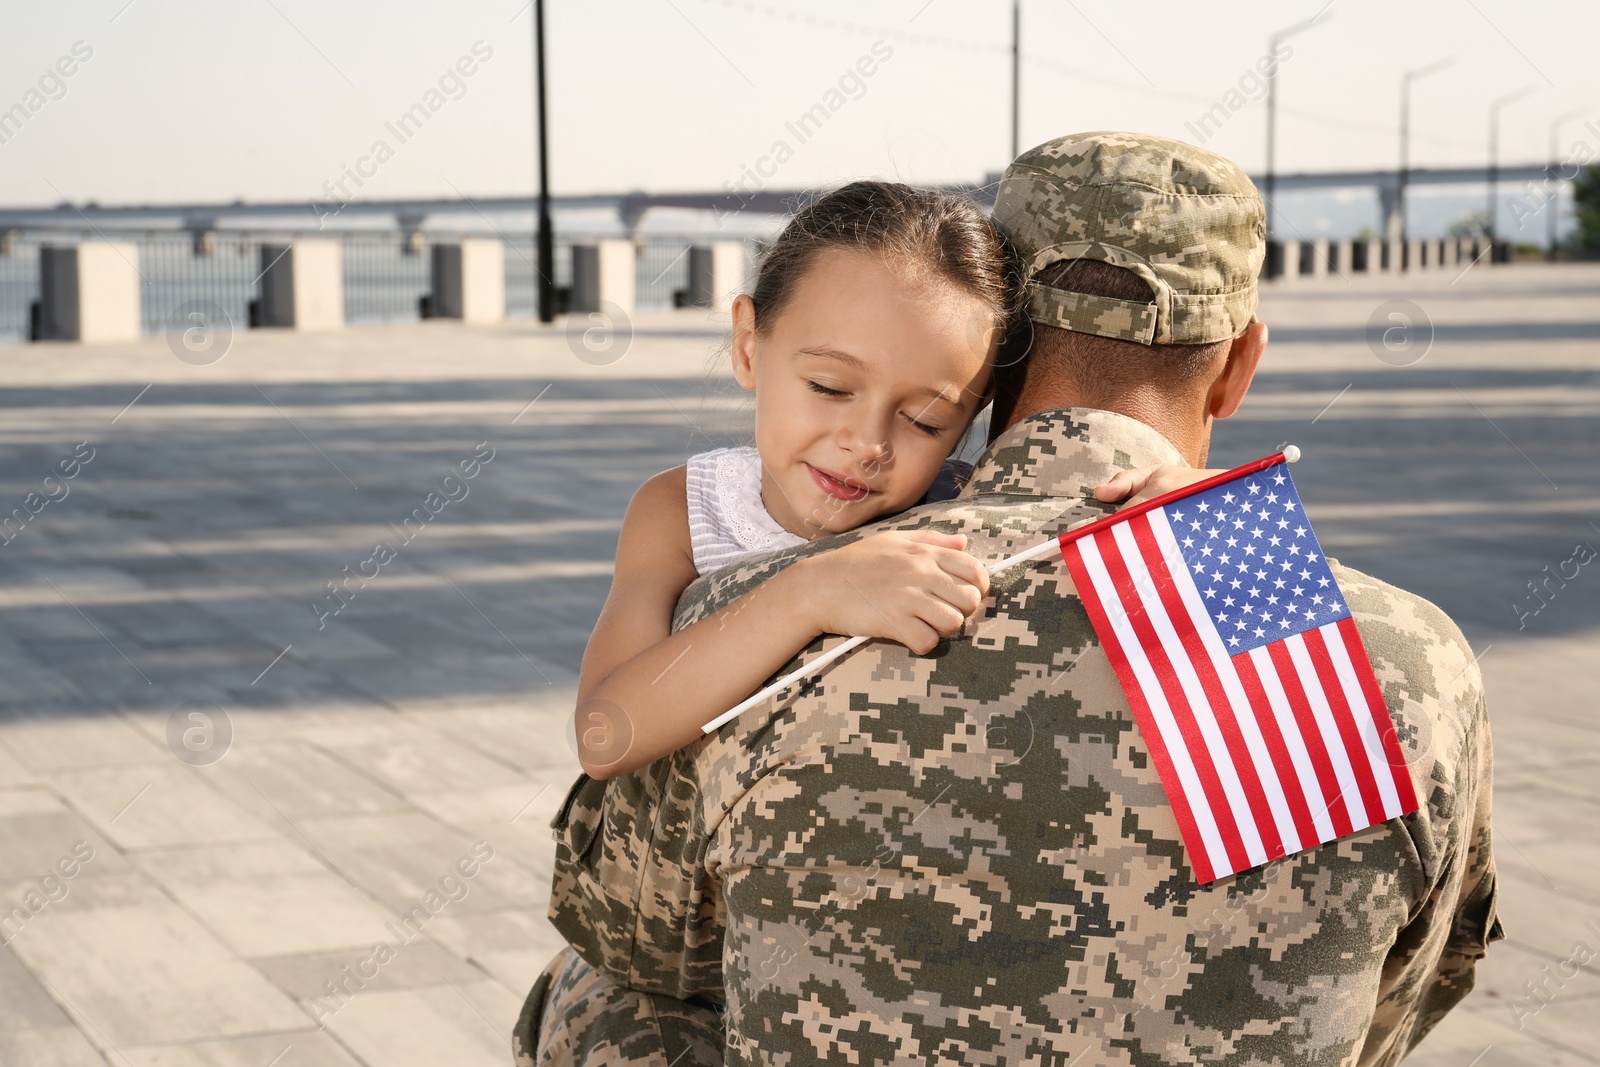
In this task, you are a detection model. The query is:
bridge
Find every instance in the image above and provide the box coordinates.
[0,163,1564,238]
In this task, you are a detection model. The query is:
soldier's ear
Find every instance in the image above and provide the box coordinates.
[730,294,759,391]
[1208,320,1267,421]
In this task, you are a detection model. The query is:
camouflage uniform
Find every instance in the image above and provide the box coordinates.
[516,134,1500,1067]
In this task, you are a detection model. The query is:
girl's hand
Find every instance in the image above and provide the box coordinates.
[797,530,990,655]
[1094,465,1227,507]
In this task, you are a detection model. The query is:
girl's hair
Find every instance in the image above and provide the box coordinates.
[748,180,1020,334]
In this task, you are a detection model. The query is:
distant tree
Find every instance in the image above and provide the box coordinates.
[1576,162,1600,256]
[1447,209,1490,239]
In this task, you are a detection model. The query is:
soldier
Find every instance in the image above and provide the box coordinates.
[516,132,1501,1066]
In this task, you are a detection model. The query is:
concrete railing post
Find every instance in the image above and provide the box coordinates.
[36,243,141,343]
[571,240,635,315]
[429,239,505,324]
[686,242,745,312]
[1407,239,1426,272]
[1309,239,1330,279]
[257,240,343,331]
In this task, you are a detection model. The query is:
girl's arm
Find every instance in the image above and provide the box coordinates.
[576,469,989,780]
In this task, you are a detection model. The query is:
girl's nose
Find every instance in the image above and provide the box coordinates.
[838,417,892,469]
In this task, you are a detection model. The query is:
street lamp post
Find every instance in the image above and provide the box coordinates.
[1547,107,1589,260]
[1264,10,1331,261]
[534,0,554,324]
[1010,0,1020,161]
[1487,85,1537,262]
[1398,58,1454,272]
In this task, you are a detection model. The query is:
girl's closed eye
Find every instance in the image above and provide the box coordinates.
[807,381,849,398]
[903,412,944,436]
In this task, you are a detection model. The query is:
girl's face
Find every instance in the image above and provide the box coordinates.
[731,248,1000,540]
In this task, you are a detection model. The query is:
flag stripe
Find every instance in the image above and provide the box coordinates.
[1301,628,1388,827]
[1266,640,1357,838]
[1061,536,1219,883]
[1322,620,1407,819]
[1100,524,1257,874]
[1334,616,1421,815]
[1281,636,1368,833]
[1144,510,1303,857]
[1131,514,1289,861]
[1232,649,1325,849]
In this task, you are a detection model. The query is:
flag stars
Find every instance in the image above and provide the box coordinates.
[1163,472,1344,653]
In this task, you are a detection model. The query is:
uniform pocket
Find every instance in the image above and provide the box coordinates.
[551,772,607,867]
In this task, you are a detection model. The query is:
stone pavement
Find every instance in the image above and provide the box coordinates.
[0,262,1595,1066]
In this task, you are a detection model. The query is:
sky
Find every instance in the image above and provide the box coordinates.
[1,0,1596,211]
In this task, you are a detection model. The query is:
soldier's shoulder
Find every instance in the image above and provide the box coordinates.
[1330,559,1486,819]
[1329,559,1476,687]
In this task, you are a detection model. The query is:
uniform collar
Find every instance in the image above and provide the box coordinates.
[961,407,1186,500]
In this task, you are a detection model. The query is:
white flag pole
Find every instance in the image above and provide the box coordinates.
[700,447,1300,735]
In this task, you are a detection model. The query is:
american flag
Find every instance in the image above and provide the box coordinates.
[1058,454,1420,884]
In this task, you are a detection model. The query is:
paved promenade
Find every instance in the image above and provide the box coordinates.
[0,262,1596,1066]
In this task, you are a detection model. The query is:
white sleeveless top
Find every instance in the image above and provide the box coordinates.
[685,446,806,576]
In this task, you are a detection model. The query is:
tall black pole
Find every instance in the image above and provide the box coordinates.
[1548,109,1587,260]
[1487,87,1535,263]
[1396,59,1452,273]
[1010,0,1020,160]
[534,0,554,324]
[1398,76,1410,270]
[1265,49,1276,240]
[1486,108,1498,252]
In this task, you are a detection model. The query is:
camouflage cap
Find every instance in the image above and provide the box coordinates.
[992,131,1266,345]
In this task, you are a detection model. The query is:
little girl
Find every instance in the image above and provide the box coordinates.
[573,181,1159,779]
